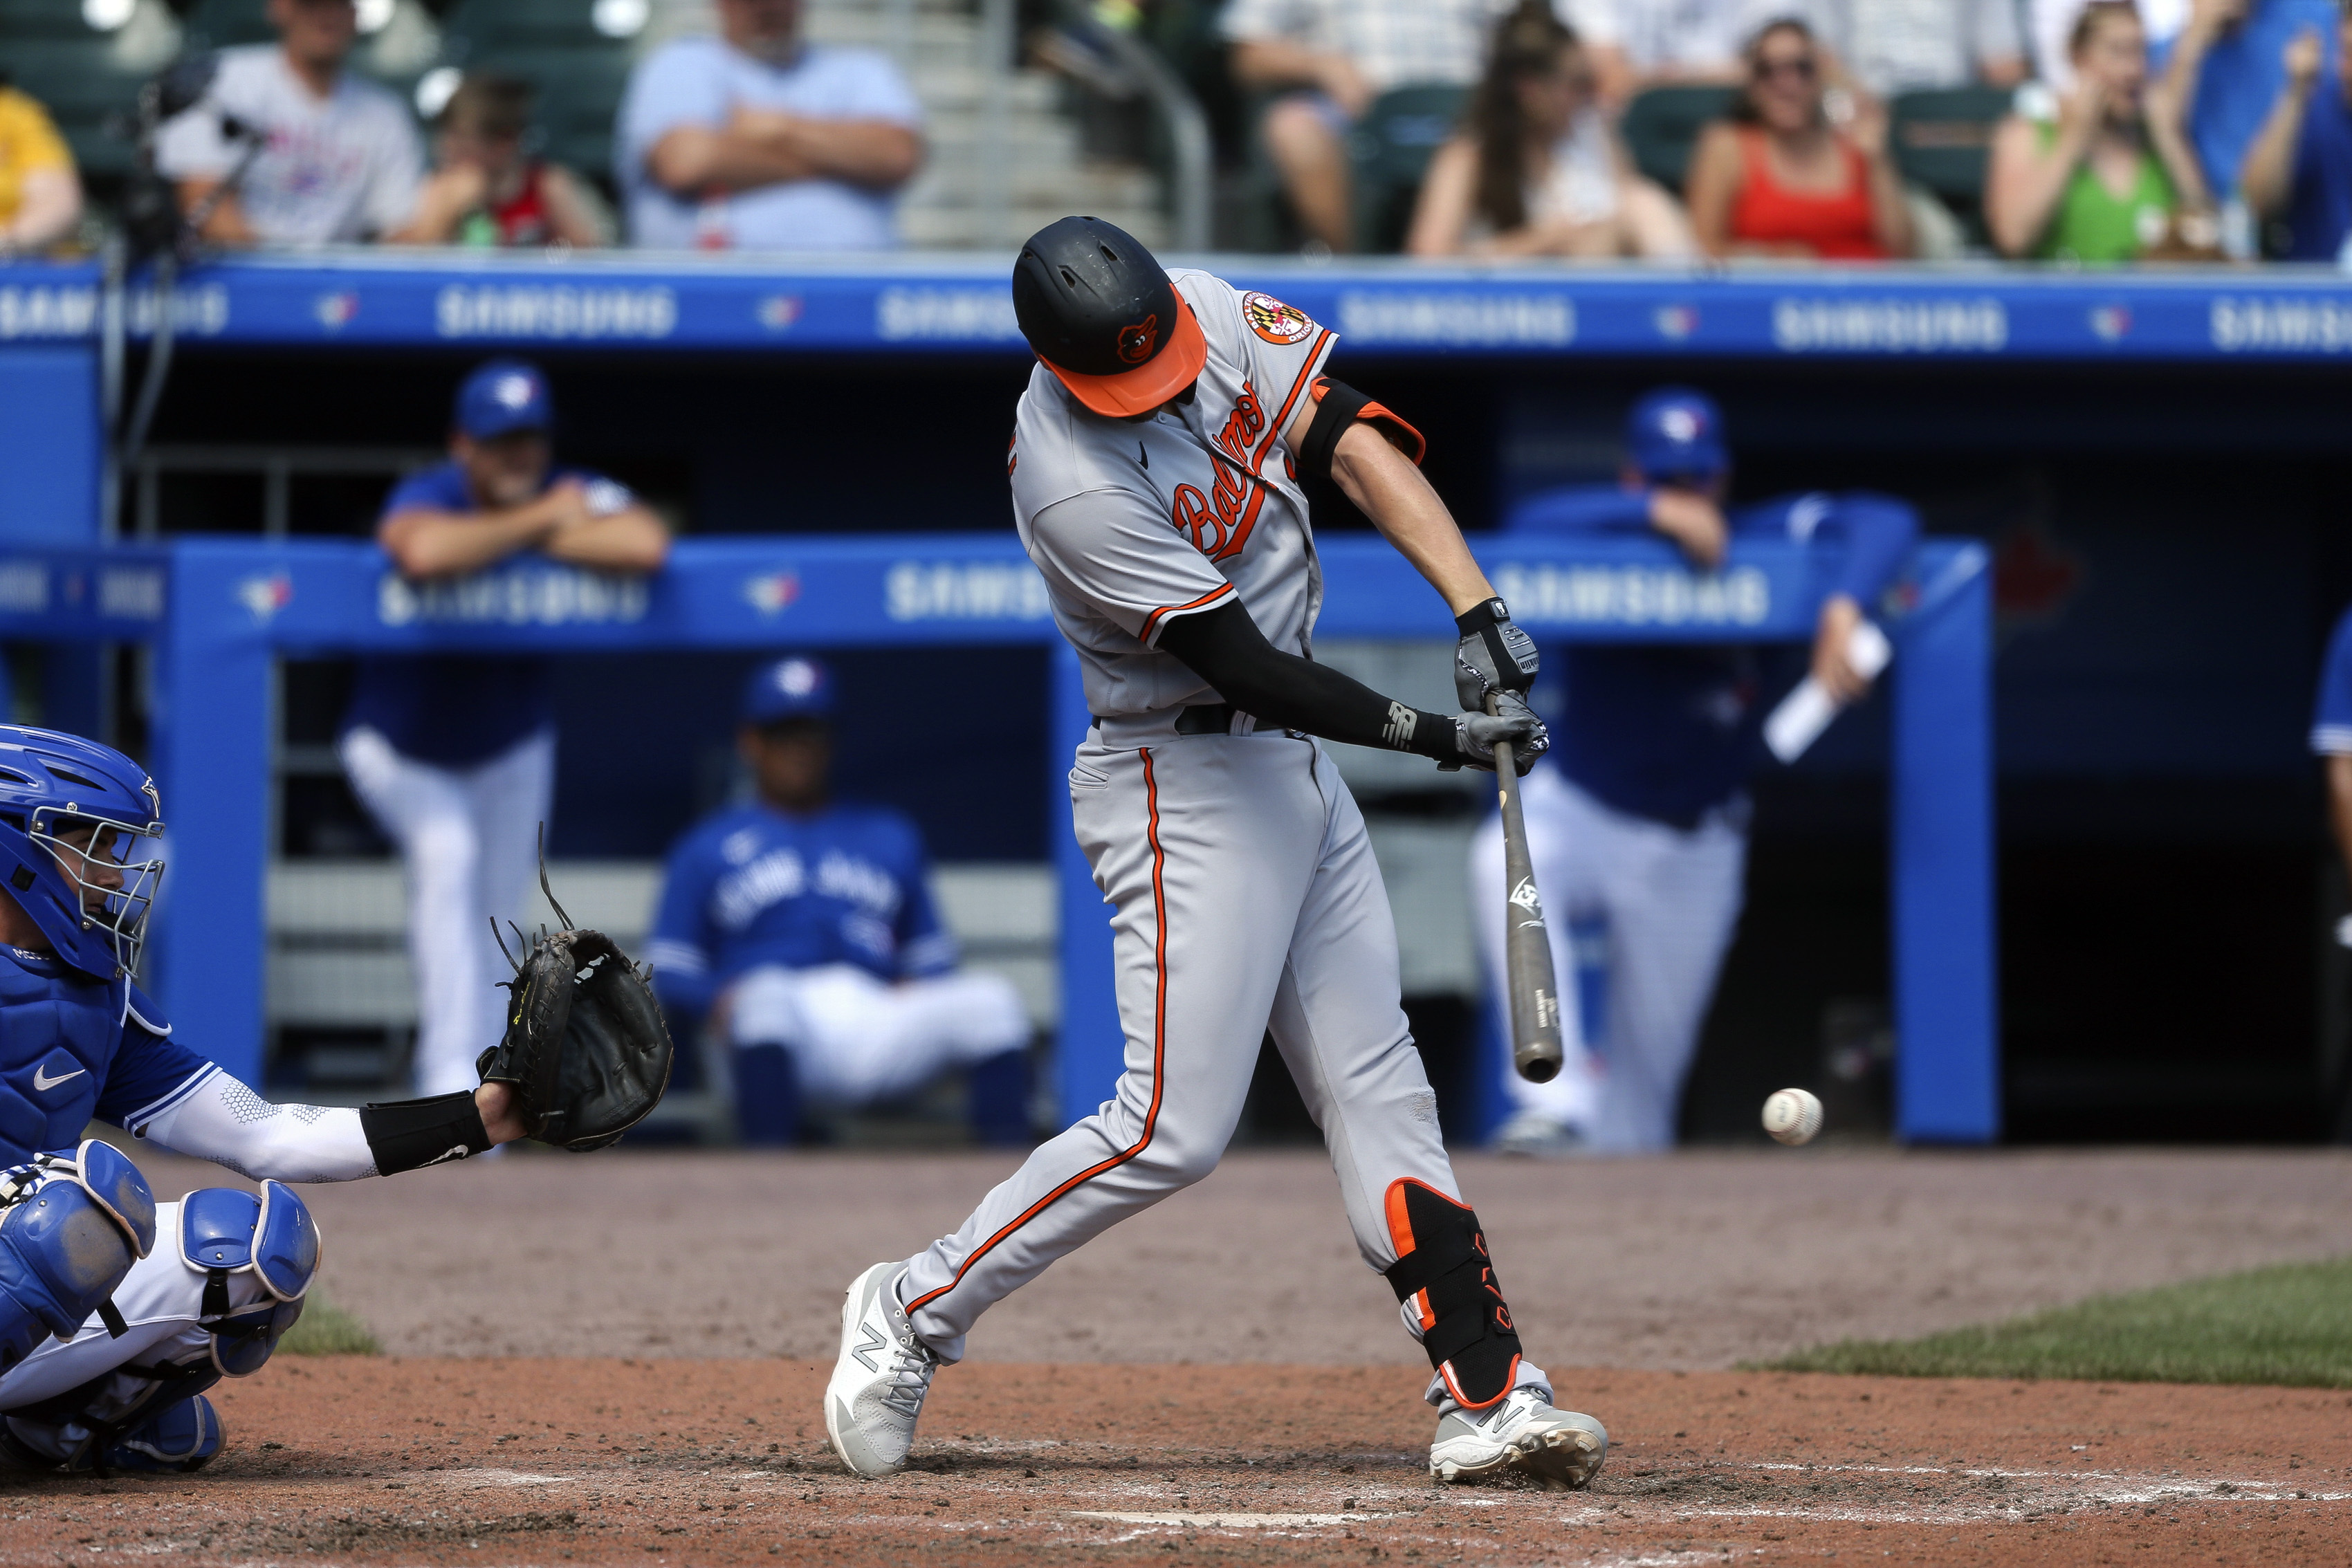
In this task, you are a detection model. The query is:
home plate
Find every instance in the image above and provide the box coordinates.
[1072,1511,1381,1528]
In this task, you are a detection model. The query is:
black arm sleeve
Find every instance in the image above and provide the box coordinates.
[359,1091,495,1174]
[1156,599,1459,761]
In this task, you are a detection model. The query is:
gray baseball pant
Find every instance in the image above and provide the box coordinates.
[900,723,1462,1361]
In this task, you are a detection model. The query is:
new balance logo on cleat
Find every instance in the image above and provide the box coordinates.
[852,1322,888,1374]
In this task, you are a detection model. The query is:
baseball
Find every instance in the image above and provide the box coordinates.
[1761,1088,1823,1146]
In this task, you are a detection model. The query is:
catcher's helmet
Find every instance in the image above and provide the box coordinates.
[0,727,165,979]
[1012,216,1206,418]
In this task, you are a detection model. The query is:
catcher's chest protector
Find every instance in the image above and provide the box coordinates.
[0,954,122,1163]
[1382,1179,1523,1410]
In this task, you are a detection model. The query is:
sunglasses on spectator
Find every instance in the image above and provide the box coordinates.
[1752,55,1817,82]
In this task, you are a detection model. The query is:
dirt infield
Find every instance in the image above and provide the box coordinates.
[198,1145,2352,1366]
[5,1359,2347,1567]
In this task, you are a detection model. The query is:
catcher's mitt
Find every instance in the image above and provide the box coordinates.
[479,847,674,1152]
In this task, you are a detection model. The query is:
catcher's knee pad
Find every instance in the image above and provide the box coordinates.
[0,1141,158,1373]
[100,1393,223,1475]
[1381,1179,1521,1411]
[178,1181,318,1376]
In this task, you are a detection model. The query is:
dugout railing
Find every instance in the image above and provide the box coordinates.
[0,533,1995,1143]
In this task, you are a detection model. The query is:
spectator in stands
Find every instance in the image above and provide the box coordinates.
[398,75,610,249]
[645,657,1033,1147]
[1579,0,1794,85]
[1406,1,1693,257]
[617,0,924,251]
[1808,0,2030,96]
[0,82,83,254]
[2157,0,2341,205]
[2240,3,2352,259]
[1684,18,1915,258]
[1223,0,1555,255]
[1987,0,2214,260]
[2033,0,2189,89]
[340,359,669,1100]
[156,0,426,246]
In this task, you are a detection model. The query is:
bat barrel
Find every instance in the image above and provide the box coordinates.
[1490,724,1565,1085]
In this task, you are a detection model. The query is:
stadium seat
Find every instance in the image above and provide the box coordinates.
[433,0,645,189]
[178,0,275,51]
[1889,85,2013,248]
[1347,82,1467,254]
[0,0,164,187]
[1620,83,1738,196]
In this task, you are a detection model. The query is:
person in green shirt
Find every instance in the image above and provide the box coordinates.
[1987,0,2214,261]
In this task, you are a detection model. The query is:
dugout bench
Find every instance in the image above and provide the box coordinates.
[0,533,1995,1143]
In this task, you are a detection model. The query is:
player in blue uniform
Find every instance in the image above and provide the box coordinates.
[0,727,531,1473]
[340,358,669,1100]
[1469,387,1919,1154]
[647,658,1031,1145]
[2310,605,2352,1141]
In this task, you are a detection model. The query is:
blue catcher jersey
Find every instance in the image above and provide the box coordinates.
[1503,486,1920,827]
[0,948,210,1163]
[645,802,957,1023]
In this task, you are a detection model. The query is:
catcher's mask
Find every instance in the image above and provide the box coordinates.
[0,727,166,980]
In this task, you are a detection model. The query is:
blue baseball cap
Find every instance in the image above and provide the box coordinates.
[742,656,834,726]
[1626,387,1728,482]
[454,358,553,440]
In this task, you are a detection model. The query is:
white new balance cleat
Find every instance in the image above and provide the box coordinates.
[824,1262,939,1477]
[1428,1385,1608,1490]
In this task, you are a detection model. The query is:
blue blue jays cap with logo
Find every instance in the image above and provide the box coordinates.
[1626,387,1728,481]
[454,358,553,440]
[742,656,834,726]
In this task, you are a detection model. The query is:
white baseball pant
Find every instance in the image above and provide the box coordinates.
[728,963,1031,1106]
[899,726,1465,1362]
[1470,766,1747,1154]
[0,1201,270,1459]
[340,725,556,1098]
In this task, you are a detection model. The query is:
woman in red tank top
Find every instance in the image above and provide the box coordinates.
[1684,19,1912,261]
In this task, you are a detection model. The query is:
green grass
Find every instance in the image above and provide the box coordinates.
[1758,1257,2352,1388]
[278,1295,382,1356]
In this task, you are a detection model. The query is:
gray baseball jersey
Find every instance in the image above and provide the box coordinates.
[898,272,1545,1405]
[1009,268,1335,717]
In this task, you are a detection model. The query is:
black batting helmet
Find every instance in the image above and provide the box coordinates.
[1011,216,1206,418]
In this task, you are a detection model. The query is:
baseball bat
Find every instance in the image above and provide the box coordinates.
[1487,697,1564,1084]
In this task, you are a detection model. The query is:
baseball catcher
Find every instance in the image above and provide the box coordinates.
[0,726,670,1474]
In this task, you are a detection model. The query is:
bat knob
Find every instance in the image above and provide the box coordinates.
[1516,1047,1561,1085]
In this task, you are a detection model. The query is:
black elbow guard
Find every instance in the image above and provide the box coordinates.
[360,1091,494,1175]
[1299,378,1428,483]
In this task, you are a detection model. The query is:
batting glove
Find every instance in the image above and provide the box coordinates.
[1451,692,1547,775]
[1453,598,1540,711]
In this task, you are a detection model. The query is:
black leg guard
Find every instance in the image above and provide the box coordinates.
[1380,1179,1522,1410]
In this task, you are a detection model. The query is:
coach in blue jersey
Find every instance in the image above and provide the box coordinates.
[340,359,669,1100]
[1468,387,1919,1155]
[0,726,532,1475]
[646,657,1031,1145]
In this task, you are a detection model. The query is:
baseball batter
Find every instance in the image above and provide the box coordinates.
[0,726,537,1474]
[1469,388,1920,1154]
[825,217,1607,1491]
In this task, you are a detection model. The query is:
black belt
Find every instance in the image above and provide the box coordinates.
[1088,703,1248,735]
[1174,703,1239,735]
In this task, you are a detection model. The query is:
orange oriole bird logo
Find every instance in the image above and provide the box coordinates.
[1116,313,1159,365]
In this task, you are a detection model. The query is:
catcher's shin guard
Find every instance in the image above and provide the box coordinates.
[1381,1179,1521,1410]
